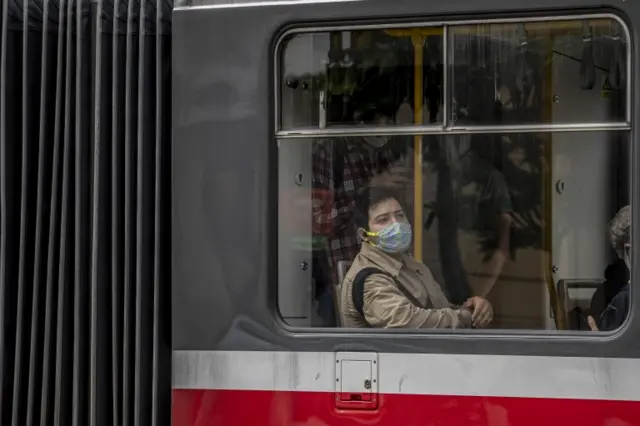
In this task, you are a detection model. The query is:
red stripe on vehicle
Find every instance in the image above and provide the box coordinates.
[172,389,640,426]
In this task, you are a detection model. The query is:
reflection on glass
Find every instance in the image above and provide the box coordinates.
[277,131,629,331]
[279,28,444,129]
[448,18,627,125]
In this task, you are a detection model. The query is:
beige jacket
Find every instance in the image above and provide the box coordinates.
[340,243,472,329]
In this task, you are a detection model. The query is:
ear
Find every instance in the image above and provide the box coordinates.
[357,228,368,242]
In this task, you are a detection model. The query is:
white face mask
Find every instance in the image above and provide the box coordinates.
[364,135,390,148]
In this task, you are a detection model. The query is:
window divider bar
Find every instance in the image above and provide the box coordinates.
[275,122,631,139]
[442,25,448,129]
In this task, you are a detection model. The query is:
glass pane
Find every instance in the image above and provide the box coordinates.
[277,131,630,331]
[279,28,444,129]
[448,18,628,126]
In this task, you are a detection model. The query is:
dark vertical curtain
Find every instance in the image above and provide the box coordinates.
[0,1,172,425]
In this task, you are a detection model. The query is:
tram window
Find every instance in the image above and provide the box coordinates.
[448,18,628,126]
[278,28,445,129]
[277,131,630,331]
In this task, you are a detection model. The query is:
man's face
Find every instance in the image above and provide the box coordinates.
[362,112,392,148]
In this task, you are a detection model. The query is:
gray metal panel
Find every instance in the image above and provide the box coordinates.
[0,0,171,424]
[171,0,640,358]
[153,3,172,422]
[45,2,67,425]
[73,0,92,423]
[89,2,103,423]
[89,0,115,424]
[0,0,4,416]
[134,0,155,424]
[58,1,77,425]
[11,0,33,423]
[72,0,87,421]
[0,0,27,422]
[0,0,6,418]
[111,1,126,425]
[52,1,76,425]
[152,0,163,422]
[25,0,54,423]
[123,0,140,425]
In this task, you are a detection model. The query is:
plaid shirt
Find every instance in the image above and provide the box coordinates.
[312,137,403,283]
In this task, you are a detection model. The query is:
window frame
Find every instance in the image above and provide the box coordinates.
[272,12,635,340]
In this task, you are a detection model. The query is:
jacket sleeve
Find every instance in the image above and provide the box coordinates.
[362,274,472,329]
[598,287,630,331]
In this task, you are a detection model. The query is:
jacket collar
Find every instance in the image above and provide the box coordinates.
[359,243,405,277]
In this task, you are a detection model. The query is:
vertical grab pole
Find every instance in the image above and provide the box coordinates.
[412,34,424,261]
[543,34,566,330]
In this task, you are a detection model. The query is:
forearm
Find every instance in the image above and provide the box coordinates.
[366,303,472,329]
[417,307,473,329]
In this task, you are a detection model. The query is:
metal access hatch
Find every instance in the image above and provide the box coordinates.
[335,352,379,410]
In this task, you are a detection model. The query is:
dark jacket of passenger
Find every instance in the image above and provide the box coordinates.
[598,282,630,331]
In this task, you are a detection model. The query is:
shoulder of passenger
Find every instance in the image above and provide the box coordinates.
[362,272,397,298]
[613,285,630,307]
[343,254,371,282]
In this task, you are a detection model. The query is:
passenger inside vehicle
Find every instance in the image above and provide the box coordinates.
[339,185,493,329]
[311,94,409,326]
[588,205,631,332]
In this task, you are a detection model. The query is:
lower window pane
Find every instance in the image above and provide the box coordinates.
[277,131,630,332]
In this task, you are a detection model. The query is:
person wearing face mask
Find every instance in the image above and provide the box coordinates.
[311,98,410,326]
[588,205,631,332]
[339,186,493,329]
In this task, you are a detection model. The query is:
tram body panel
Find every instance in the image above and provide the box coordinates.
[171,351,640,426]
[172,0,640,424]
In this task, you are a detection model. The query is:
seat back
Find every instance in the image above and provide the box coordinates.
[556,278,605,330]
[335,260,352,326]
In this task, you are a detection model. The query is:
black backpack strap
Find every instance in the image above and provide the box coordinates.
[352,267,426,320]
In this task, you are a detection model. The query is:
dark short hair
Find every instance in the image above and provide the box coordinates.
[610,205,631,258]
[353,186,404,230]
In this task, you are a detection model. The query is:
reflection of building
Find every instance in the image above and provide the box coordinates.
[396,135,513,325]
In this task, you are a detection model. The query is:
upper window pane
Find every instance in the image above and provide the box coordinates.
[279,28,444,129]
[448,18,628,126]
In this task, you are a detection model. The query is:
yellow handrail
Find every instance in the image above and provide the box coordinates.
[412,34,424,261]
[385,19,614,37]
[384,28,444,38]
[382,28,436,261]
[542,38,567,330]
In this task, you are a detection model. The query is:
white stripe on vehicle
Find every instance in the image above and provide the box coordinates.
[172,350,640,401]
